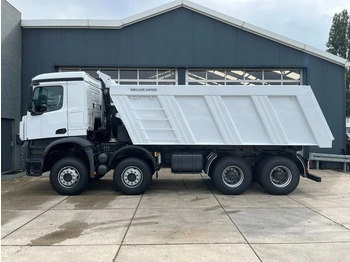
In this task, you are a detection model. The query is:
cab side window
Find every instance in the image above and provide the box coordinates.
[32,86,63,113]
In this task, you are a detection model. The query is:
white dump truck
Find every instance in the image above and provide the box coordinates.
[20,71,334,195]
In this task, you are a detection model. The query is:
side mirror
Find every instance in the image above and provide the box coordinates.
[30,110,44,116]
[27,84,33,113]
[30,102,45,115]
[27,84,45,115]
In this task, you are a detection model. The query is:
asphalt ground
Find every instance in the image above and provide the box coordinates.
[2,169,350,262]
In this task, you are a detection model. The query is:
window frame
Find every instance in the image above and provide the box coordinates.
[32,85,64,113]
[186,69,303,86]
[59,67,178,85]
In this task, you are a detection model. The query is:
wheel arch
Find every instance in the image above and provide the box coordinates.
[108,145,156,172]
[293,154,307,177]
[43,137,95,178]
[205,152,237,175]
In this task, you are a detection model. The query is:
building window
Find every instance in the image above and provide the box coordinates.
[187,69,302,85]
[59,68,178,85]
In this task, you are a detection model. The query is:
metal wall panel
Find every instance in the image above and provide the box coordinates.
[172,9,194,65]
[194,13,215,65]
[2,0,22,170]
[1,119,13,172]
[149,12,173,65]
[236,30,261,66]
[84,29,106,65]
[280,45,304,66]
[321,62,346,154]
[125,22,151,65]
[213,22,237,66]
[260,39,281,67]
[105,30,121,66]
[62,29,84,65]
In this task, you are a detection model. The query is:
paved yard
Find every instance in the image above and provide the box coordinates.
[2,169,350,262]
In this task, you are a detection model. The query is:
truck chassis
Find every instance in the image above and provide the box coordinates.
[22,137,307,195]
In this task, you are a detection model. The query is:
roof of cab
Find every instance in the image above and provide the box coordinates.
[32,71,101,85]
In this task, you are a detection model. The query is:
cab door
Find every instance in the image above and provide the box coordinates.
[26,81,68,140]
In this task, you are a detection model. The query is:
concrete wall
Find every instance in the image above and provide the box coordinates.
[21,8,346,155]
[1,0,22,171]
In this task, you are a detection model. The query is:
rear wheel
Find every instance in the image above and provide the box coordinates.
[113,158,152,195]
[50,157,89,195]
[258,157,300,195]
[212,157,252,195]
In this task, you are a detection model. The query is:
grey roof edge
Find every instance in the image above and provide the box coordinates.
[21,0,349,67]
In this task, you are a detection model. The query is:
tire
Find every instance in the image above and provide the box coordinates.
[212,157,252,195]
[259,157,300,195]
[113,158,152,195]
[50,157,89,195]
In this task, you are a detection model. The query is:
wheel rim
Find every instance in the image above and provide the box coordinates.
[58,166,80,189]
[269,165,292,187]
[222,165,244,188]
[121,166,143,188]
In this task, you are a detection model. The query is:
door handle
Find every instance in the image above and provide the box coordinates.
[56,128,67,134]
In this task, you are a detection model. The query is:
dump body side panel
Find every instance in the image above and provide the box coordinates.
[109,85,333,147]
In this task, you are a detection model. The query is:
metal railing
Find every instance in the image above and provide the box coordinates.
[309,153,350,172]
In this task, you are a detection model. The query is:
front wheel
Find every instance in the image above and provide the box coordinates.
[258,157,300,195]
[113,158,152,195]
[50,157,89,195]
[212,157,252,195]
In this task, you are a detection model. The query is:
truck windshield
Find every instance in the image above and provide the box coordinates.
[32,86,63,113]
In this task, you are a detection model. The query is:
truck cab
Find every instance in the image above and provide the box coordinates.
[20,72,105,141]
[20,72,106,189]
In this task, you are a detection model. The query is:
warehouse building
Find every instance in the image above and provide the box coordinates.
[2,0,349,172]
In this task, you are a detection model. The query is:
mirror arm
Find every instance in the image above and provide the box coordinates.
[27,84,33,113]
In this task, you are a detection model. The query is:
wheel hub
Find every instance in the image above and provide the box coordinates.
[226,169,240,183]
[270,166,292,187]
[222,166,244,188]
[63,173,72,181]
[122,167,143,188]
[127,173,137,182]
[58,166,80,188]
[275,170,286,181]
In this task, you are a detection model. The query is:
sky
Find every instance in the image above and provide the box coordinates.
[6,0,350,51]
